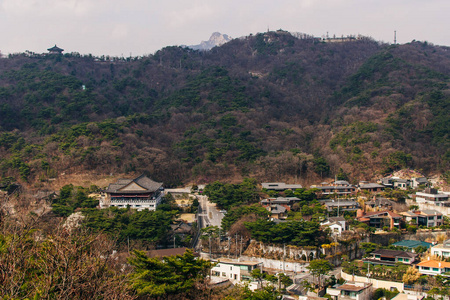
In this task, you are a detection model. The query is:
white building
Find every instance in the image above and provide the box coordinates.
[101,174,164,211]
[415,188,449,206]
[430,240,450,259]
[210,258,262,283]
[321,217,347,235]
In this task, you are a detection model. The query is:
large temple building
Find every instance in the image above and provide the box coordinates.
[101,174,164,211]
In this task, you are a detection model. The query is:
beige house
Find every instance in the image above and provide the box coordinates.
[327,282,372,300]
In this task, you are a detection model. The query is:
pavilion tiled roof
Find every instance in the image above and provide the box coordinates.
[47,45,64,52]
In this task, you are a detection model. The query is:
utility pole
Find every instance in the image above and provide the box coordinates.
[209,235,212,259]
[218,229,221,254]
[240,235,243,256]
[235,233,238,258]
[337,195,340,217]
[228,236,231,258]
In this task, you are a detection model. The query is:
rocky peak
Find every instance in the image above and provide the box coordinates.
[189,32,232,51]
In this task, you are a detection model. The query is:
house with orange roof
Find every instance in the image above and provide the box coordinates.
[356,210,401,230]
[417,259,450,276]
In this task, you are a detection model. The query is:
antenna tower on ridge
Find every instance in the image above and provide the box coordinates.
[394,30,397,44]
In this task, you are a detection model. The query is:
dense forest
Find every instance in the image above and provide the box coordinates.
[0,30,449,188]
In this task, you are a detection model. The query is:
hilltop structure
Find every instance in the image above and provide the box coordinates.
[47,45,64,54]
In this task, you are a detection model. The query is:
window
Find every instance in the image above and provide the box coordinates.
[422,267,430,270]
[222,272,226,277]
[212,271,220,276]
[234,274,237,280]
[433,268,439,272]
[404,259,409,262]
[397,258,403,262]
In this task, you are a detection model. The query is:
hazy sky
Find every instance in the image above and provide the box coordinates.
[1,0,448,57]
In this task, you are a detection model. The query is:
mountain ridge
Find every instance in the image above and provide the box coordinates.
[0,30,448,187]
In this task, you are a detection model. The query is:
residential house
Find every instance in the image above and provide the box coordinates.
[363,249,418,266]
[365,197,395,211]
[379,177,394,188]
[394,179,411,190]
[210,259,263,283]
[400,210,443,227]
[321,216,347,235]
[262,182,303,191]
[170,222,193,244]
[356,210,402,230]
[430,239,450,259]
[327,282,372,300]
[391,240,433,252]
[329,216,347,229]
[358,182,385,193]
[417,259,450,276]
[415,188,449,206]
[311,185,356,196]
[333,180,351,186]
[411,177,429,189]
[265,204,287,219]
[321,199,360,212]
[321,221,345,236]
[260,197,302,211]
[101,174,164,211]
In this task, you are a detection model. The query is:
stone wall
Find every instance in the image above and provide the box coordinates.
[244,241,318,261]
[406,199,450,215]
[239,255,308,273]
[341,270,404,292]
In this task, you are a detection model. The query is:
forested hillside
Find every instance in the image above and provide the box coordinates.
[0,30,449,187]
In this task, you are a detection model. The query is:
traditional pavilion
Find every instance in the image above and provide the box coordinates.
[101,174,164,211]
[47,45,64,54]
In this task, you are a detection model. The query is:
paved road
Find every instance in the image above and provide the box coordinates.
[197,195,224,228]
[192,194,225,250]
